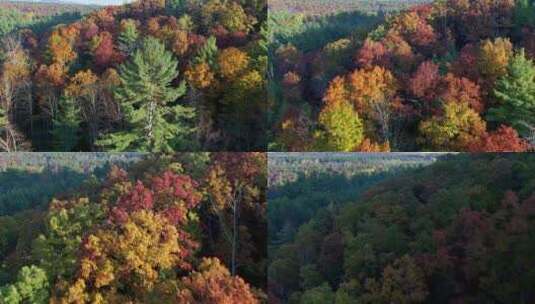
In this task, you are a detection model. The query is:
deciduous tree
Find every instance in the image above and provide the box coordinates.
[64,70,101,149]
[58,210,185,302]
[315,99,364,151]
[0,265,49,304]
[0,38,31,151]
[468,125,528,152]
[419,101,486,150]
[0,104,12,152]
[409,61,441,103]
[206,153,266,276]
[347,66,397,142]
[367,255,428,303]
[185,62,215,89]
[218,47,249,79]
[32,198,105,281]
[177,257,259,304]
[478,38,513,84]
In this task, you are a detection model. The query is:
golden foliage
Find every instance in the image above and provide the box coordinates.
[36,63,67,87]
[185,62,215,89]
[59,210,183,302]
[478,38,513,81]
[65,70,99,98]
[171,30,189,56]
[1,46,31,85]
[47,32,77,65]
[347,66,397,113]
[357,138,391,152]
[218,47,249,79]
[323,76,349,106]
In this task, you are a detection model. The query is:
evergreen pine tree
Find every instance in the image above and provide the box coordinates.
[487,49,535,137]
[51,96,80,151]
[514,0,535,29]
[97,37,196,152]
[165,0,187,15]
[193,36,218,67]
[118,19,139,56]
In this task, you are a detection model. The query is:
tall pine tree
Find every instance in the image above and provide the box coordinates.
[98,37,196,152]
[165,0,187,15]
[51,96,80,151]
[487,49,535,137]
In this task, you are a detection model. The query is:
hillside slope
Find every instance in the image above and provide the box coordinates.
[269,0,535,152]
[269,153,535,303]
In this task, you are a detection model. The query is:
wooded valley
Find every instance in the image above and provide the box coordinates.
[269,0,535,152]
[269,153,535,303]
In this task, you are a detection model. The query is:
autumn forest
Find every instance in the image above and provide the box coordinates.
[269,153,535,303]
[0,152,266,303]
[269,0,535,152]
[1,0,534,151]
[1,0,535,303]
[1,0,267,152]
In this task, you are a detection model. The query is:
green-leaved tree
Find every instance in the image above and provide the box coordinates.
[0,265,49,304]
[514,0,535,29]
[51,96,80,151]
[487,49,535,137]
[98,36,196,152]
[193,36,218,68]
[118,19,139,56]
[314,100,364,151]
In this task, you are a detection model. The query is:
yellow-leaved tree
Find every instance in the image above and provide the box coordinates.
[418,102,486,150]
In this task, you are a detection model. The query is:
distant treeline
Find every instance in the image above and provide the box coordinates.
[268,0,429,15]
[0,1,97,36]
[0,153,142,216]
[268,152,442,187]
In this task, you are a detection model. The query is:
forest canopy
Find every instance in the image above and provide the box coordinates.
[268,153,535,303]
[0,0,267,152]
[0,152,267,303]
